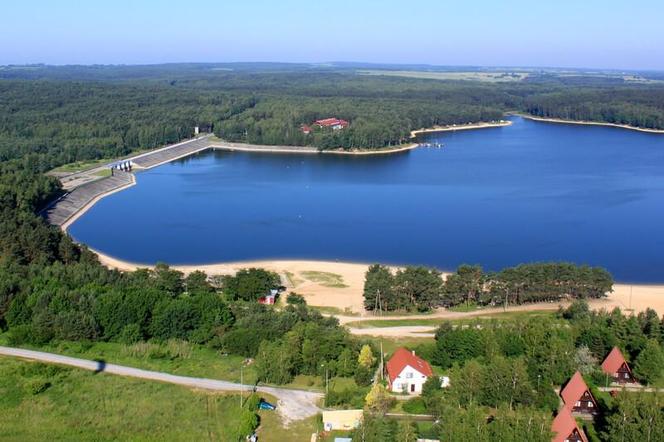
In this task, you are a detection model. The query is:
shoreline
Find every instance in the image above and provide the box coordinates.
[409,119,512,138]
[210,142,420,156]
[90,248,664,316]
[518,114,664,134]
[61,174,136,232]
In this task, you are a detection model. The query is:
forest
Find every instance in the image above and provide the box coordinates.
[363,263,614,312]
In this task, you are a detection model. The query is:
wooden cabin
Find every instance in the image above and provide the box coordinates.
[560,371,598,415]
[601,346,636,384]
[552,406,588,442]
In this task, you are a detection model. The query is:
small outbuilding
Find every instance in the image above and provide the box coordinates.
[258,289,279,305]
[386,348,433,394]
[551,406,588,442]
[601,346,636,384]
[322,409,363,431]
[560,371,598,415]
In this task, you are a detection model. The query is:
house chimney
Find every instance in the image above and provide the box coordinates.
[412,350,415,356]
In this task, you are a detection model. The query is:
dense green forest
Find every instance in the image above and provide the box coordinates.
[363,263,613,312]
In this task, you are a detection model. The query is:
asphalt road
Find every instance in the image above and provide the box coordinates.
[0,346,322,423]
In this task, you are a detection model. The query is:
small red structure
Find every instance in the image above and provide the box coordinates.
[314,118,349,130]
[552,407,588,442]
[300,124,312,135]
[601,347,636,384]
[560,371,598,414]
[258,289,279,305]
[386,348,433,394]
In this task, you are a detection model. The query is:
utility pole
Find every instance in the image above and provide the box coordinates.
[380,341,384,381]
[240,366,243,408]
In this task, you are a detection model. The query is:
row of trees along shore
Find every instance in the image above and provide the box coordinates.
[363,262,613,312]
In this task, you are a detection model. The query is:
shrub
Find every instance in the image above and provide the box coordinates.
[118,323,142,344]
[25,379,51,395]
[236,408,259,437]
[6,324,33,345]
[354,365,374,387]
[243,393,261,411]
[286,293,306,305]
[325,388,367,409]
[402,397,427,414]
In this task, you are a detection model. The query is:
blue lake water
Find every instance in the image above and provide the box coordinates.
[68,117,664,282]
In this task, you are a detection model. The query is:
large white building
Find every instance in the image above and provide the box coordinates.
[386,347,433,394]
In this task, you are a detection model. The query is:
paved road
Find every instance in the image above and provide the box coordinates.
[0,346,322,423]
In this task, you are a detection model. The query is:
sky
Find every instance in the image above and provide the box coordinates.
[1,0,663,70]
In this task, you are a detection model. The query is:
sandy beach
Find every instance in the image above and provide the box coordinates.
[93,250,664,316]
[519,114,664,134]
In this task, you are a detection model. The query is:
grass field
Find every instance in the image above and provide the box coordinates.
[345,310,556,329]
[300,271,349,288]
[357,69,529,82]
[0,357,254,441]
[0,357,320,441]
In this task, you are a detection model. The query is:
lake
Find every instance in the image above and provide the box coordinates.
[68,117,664,282]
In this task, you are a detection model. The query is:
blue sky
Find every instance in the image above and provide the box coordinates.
[1,0,663,70]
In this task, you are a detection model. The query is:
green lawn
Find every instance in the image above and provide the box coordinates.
[309,305,360,316]
[300,271,349,288]
[0,357,255,441]
[49,148,150,174]
[345,310,556,329]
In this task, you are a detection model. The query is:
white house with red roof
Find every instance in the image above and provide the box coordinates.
[386,347,433,394]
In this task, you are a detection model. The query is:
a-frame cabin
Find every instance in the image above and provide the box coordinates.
[601,346,636,384]
[560,371,598,415]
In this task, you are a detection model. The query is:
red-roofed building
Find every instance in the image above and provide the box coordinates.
[300,124,312,135]
[314,118,349,130]
[552,407,588,442]
[560,371,598,414]
[601,347,636,384]
[386,348,433,394]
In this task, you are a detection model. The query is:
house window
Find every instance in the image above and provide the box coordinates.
[588,402,593,408]
[624,373,629,379]
[575,401,581,407]
[406,372,413,379]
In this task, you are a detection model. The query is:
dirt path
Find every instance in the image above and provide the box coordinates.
[0,346,321,424]
[349,326,436,338]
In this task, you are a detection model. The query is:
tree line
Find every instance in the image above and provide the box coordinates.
[363,262,613,312]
